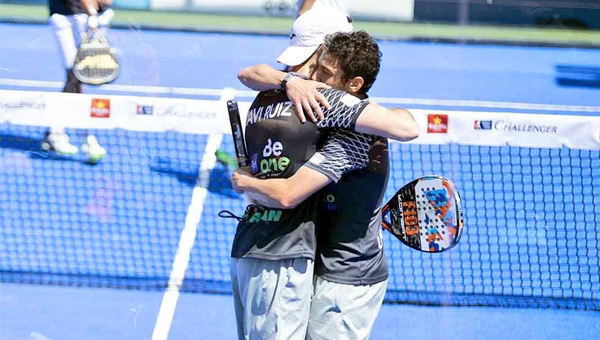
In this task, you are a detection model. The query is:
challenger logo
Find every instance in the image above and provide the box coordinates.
[260,138,290,175]
[91,98,110,118]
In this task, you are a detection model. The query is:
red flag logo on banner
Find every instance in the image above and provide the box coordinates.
[91,99,111,118]
[427,114,448,134]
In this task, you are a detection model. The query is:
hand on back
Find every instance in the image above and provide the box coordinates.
[285,76,331,123]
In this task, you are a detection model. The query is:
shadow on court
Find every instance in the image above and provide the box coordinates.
[0,132,103,165]
[150,156,240,198]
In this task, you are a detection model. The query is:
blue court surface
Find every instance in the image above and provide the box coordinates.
[2,282,599,340]
[1,22,599,340]
[0,23,599,113]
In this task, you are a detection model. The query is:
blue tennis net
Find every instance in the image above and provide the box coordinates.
[1,112,599,311]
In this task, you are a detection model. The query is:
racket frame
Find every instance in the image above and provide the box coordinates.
[381,175,464,253]
[226,100,250,168]
[73,27,119,85]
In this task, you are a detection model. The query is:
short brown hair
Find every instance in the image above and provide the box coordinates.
[323,31,382,96]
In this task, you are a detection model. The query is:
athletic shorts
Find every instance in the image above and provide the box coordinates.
[49,9,114,68]
[231,257,314,340]
[307,276,388,340]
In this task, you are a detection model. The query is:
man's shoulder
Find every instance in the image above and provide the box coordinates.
[250,90,287,106]
[318,88,367,106]
[260,89,284,97]
[254,89,287,100]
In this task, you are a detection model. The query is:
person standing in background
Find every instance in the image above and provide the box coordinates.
[297,0,348,16]
[44,0,113,162]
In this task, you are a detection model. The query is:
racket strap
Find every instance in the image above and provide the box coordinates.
[218,205,262,222]
[217,210,244,222]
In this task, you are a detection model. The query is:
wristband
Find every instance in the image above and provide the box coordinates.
[280,73,295,91]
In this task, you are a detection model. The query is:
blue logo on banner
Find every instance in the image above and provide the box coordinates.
[137,105,154,115]
[474,120,492,130]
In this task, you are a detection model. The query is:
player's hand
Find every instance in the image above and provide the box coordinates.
[285,76,331,124]
[87,15,99,29]
[230,167,253,194]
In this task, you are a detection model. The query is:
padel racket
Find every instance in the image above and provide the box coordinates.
[382,175,464,253]
[226,100,250,168]
[73,27,119,85]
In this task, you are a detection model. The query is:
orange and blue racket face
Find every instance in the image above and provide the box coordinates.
[382,176,463,253]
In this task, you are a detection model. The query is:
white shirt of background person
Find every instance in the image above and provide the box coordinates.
[297,0,348,16]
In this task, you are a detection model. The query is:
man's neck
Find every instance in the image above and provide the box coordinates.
[348,91,367,100]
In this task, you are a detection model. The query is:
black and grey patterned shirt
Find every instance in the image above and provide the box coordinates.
[316,137,390,285]
[230,88,375,260]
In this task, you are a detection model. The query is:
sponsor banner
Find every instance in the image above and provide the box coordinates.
[151,0,296,16]
[149,0,188,11]
[1,90,597,150]
[405,109,600,150]
[0,90,233,135]
[150,0,414,21]
[346,1,414,22]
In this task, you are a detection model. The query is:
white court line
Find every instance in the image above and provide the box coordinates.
[1,78,599,113]
[151,133,223,340]
[0,78,257,97]
[150,89,235,340]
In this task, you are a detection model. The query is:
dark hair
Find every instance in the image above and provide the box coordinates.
[323,30,382,96]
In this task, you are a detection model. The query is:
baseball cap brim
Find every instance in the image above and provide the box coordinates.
[276,44,320,67]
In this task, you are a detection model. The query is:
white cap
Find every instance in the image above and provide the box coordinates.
[277,8,353,67]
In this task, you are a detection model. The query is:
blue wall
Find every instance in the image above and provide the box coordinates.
[414,0,600,29]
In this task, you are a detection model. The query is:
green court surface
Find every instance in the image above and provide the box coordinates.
[1,3,599,47]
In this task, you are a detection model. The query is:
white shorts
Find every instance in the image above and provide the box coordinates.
[49,9,114,68]
[307,277,388,340]
[231,257,314,340]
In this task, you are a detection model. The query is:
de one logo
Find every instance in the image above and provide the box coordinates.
[261,138,290,174]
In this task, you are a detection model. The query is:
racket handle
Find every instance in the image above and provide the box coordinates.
[88,15,99,29]
[227,100,250,168]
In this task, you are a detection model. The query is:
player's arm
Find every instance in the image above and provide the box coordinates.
[231,166,330,209]
[231,129,370,209]
[297,0,317,16]
[237,64,287,91]
[317,89,420,142]
[78,0,105,28]
[356,105,419,141]
[238,64,331,123]
[80,0,99,15]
